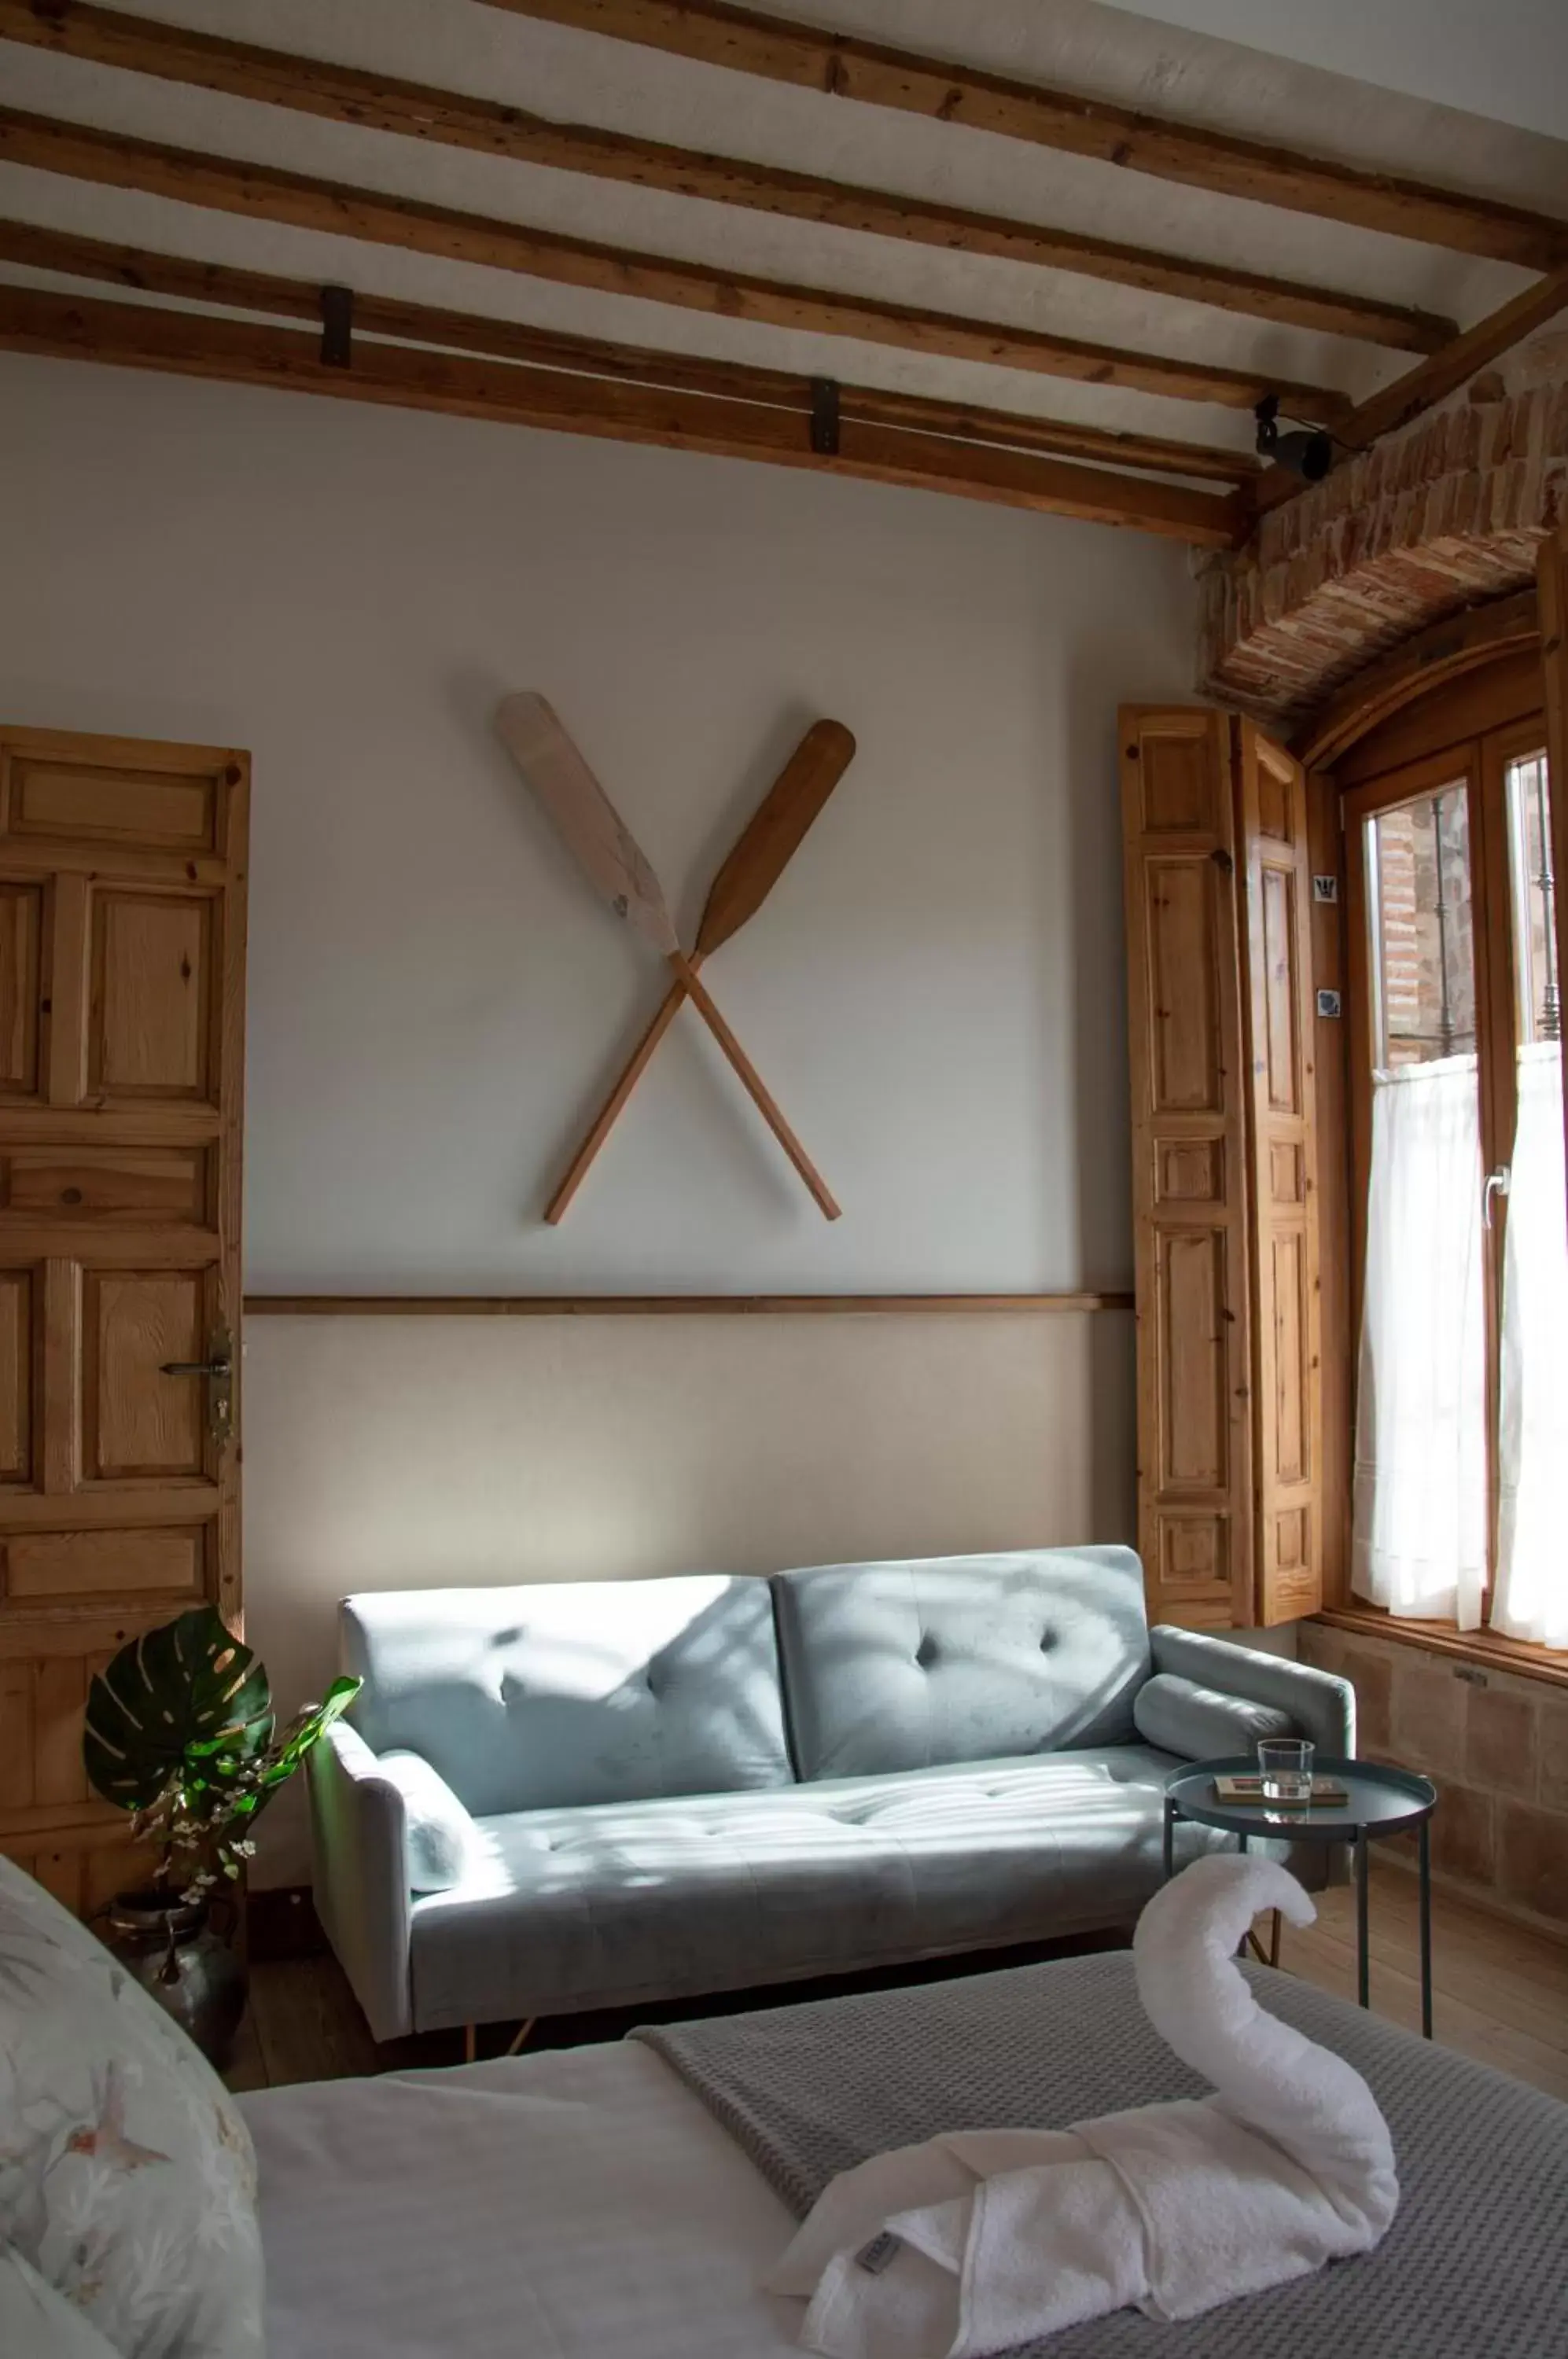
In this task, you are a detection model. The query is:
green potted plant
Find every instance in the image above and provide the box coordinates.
[83,1604,359,2067]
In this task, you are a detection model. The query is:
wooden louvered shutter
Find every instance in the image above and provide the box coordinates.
[1120,705,1323,1630]
[1235,722,1323,1625]
[1121,707,1253,1627]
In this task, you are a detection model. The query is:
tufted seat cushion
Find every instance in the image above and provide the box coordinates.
[340,1576,793,1815]
[771,1547,1150,1780]
[405,1744,1224,2028]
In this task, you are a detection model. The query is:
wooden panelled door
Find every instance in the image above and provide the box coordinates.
[1121,706,1322,1630]
[0,725,248,1912]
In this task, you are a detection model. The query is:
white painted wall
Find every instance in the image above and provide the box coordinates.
[2,356,1195,1294]
[0,355,1197,1879]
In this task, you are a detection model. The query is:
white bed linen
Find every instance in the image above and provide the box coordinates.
[241,2041,801,2359]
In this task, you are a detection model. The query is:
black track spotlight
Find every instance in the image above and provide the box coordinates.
[1254,394,1334,482]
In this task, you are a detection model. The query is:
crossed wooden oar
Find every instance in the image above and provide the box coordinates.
[496,695,854,1220]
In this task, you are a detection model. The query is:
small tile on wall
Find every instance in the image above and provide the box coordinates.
[1499,1802,1568,1922]
[1351,1651,1394,1755]
[1466,1685,1540,1799]
[1298,1628,1394,1754]
[1537,1701,1568,1813]
[1300,1625,1348,1677]
[1430,1783,1496,1885]
[1391,1658,1469,1781]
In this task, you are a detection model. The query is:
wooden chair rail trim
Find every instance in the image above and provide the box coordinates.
[242,1291,1136,1315]
[477,0,1568,270]
[1314,1608,1568,1693]
[0,219,1259,488]
[1293,591,1542,767]
[0,284,1247,547]
[0,107,1351,419]
[0,0,1455,355]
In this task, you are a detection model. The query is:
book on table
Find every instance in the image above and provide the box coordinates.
[1212,1773,1351,1808]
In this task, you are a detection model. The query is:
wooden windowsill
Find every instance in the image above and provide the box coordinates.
[1314,1607,1568,1691]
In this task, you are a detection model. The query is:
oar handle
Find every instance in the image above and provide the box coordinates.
[544,966,697,1224]
[671,954,841,1221]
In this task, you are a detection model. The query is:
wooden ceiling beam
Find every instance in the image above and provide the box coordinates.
[0,219,1260,484]
[0,0,1455,353]
[477,0,1568,269]
[0,108,1351,418]
[0,281,1248,546]
[1250,258,1568,517]
[1336,261,1568,453]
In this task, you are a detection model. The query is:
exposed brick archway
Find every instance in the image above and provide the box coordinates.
[1198,326,1568,731]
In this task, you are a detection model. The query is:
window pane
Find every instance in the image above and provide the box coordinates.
[1354,782,1487,1627]
[1364,785,1477,1068]
[1505,749,1558,1043]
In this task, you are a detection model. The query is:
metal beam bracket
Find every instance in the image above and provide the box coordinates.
[809,377,841,456]
[320,284,354,369]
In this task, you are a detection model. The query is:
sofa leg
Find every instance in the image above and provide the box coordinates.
[504,2017,536,2058]
[464,2024,477,2064]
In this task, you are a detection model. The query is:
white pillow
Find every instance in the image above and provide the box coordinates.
[0,2249,125,2359]
[376,1749,480,1891]
[0,1855,264,2359]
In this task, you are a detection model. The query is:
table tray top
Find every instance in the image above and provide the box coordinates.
[1165,1754,1437,1838]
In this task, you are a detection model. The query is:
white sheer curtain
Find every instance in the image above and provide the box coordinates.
[1494,1041,1568,1645]
[1352,1055,1487,1628]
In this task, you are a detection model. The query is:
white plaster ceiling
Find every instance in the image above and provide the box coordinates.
[1090,0,1568,142]
[2,0,1566,466]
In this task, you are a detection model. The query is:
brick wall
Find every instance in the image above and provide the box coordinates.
[1368,795,1478,1063]
[1198,314,1568,729]
[1300,1621,1568,1938]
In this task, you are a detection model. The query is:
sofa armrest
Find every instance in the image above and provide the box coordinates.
[1148,1627,1355,1760]
[307,1720,414,2043]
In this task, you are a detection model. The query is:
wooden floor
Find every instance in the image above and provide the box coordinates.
[229,1859,1568,2103]
[1278,1860,1568,2103]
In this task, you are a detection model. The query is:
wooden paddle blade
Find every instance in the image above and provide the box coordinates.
[694,719,856,960]
[496,693,678,955]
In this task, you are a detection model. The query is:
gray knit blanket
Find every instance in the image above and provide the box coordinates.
[633,1951,1568,2358]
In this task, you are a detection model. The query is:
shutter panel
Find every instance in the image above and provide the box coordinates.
[1121,707,1253,1628]
[1236,722,1323,1625]
[1121,706,1324,1630]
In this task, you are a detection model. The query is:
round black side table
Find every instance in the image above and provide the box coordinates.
[1162,1754,1439,2037]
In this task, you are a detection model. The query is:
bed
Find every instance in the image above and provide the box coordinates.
[241,1949,1568,2359]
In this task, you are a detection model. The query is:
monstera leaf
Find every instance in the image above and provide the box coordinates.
[256,1680,361,1799]
[83,1606,274,1815]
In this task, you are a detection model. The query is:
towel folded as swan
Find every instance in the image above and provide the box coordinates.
[766,1853,1399,2359]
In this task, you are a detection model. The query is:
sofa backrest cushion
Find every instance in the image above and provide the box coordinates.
[340,1576,793,1816]
[771,1548,1150,1780]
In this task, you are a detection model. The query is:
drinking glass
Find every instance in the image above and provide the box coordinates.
[1257,1738,1314,1803]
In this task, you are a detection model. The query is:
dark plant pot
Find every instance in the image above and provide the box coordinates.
[105,1887,248,2071]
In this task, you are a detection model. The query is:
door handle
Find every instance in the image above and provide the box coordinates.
[1482,1167,1511,1229]
[159,1328,234,1447]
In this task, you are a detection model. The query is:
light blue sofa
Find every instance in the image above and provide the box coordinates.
[307,1548,1353,2041]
